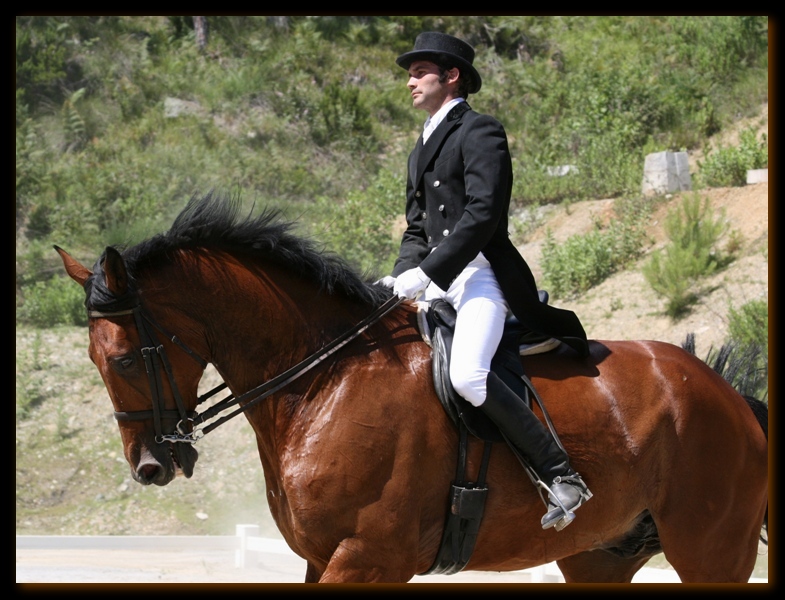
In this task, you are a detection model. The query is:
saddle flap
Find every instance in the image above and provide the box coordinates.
[428,300,532,443]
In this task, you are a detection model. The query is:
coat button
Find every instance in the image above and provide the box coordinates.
[433,180,440,187]
[428,235,432,242]
[438,204,445,212]
[422,211,427,219]
[443,229,450,236]
[415,190,422,197]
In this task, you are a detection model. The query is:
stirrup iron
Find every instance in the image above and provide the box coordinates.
[539,475,593,531]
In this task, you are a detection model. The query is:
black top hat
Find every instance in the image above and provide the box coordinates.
[396,32,482,94]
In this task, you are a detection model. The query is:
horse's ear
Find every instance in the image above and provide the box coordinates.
[102,246,129,296]
[54,245,92,287]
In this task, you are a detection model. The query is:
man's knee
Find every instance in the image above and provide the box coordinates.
[450,369,486,407]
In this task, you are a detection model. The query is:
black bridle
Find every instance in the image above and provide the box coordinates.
[89,295,403,444]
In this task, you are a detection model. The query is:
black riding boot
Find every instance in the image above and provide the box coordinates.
[481,372,592,530]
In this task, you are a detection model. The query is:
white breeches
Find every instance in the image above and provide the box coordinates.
[423,253,509,407]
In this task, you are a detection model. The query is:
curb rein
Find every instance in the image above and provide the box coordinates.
[90,295,404,444]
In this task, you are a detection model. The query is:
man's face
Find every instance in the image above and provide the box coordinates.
[406,60,457,116]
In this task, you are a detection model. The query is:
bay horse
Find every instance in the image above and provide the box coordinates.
[56,193,768,583]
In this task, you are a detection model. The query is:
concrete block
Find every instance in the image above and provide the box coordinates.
[546,165,579,177]
[642,151,691,196]
[674,151,691,192]
[747,169,768,184]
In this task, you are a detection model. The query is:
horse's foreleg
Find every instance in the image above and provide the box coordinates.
[304,561,322,583]
[318,537,417,583]
[557,550,652,583]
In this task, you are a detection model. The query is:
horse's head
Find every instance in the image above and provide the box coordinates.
[56,245,202,486]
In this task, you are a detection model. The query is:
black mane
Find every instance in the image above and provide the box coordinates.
[85,192,392,312]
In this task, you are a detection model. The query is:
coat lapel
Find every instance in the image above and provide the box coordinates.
[413,102,471,192]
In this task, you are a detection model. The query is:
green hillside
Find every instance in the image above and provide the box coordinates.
[16,16,768,294]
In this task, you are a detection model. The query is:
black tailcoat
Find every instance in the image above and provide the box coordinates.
[391,102,589,356]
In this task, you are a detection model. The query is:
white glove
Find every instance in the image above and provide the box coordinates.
[393,267,431,300]
[376,275,396,289]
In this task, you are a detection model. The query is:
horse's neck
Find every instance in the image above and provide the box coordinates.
[218,300,353,376]
[182,260,344,385]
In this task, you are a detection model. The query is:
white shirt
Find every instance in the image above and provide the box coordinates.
[423,97,465,143]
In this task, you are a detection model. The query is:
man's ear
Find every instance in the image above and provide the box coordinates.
[446,67,461,86]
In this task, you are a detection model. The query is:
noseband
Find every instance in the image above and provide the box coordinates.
[90,295,403,444]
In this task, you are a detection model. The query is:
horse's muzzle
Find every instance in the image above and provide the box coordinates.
[134,442,198,485]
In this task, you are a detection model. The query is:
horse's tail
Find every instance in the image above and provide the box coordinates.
[682,333,769,545]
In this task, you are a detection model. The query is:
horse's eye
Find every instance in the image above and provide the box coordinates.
[112,355,137,372]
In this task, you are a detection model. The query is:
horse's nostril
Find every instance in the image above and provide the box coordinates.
[137,462,161,483]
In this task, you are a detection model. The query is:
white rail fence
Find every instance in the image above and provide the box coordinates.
[235,523,565,582]
[233,525,766,583]
[18,527,767,584]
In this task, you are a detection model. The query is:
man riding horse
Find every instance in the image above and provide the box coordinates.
[382,32,592,530]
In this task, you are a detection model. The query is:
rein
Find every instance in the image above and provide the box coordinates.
[90,295,403,444]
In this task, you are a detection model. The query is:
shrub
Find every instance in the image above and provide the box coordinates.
[16,113,51,220]
[642,246,703,318]
[541,197,649,298]
[17,275,87,327]
[314,82,373,147]
[309,167,404,276]
[541,228,613,298]
[728,298,768,353]
[697,127,768,188]
[16,332,46,420]
[643,193,732,317]
[15,17,72,109]
[726,299,768,401]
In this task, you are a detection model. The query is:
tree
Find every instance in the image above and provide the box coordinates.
[193,16,208,51]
